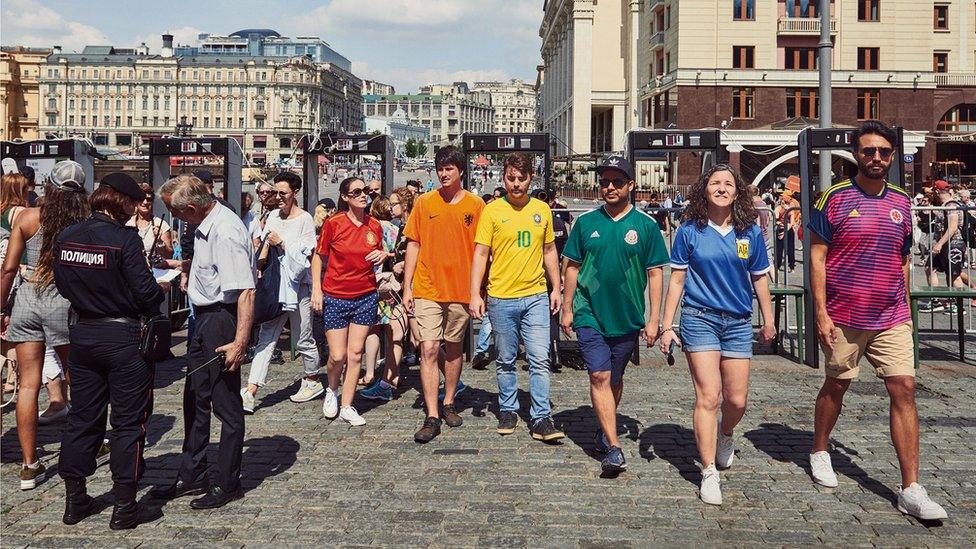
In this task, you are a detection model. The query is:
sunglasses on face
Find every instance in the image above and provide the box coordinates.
[345,188,367,198]
[598,178,629,189]
[860,147,893,159]
[257,190,274,196]
[274,191,292,198]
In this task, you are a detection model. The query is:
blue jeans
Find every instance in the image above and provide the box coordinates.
[488,292,552,421]
[475,314,492,354]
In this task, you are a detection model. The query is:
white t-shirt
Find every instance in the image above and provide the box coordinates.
[126,217,171,255]
[263,209,316,253]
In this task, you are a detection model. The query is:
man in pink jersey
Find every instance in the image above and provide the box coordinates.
[806,121,947,521]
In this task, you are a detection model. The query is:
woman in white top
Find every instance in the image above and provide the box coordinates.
[128,182,173,260]
[241,172,321,413]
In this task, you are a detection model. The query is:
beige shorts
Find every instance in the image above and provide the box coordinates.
[413,299,470,343]
[823,322,915,380]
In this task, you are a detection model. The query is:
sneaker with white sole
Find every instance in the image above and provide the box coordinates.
[20,462,46,490]
[322,387,339,419]
[240,388,255,414]
[700,464,722,505]
[897,483,948,520]
[716,422,735,469]
[809,451,838,488]
[339,406,366,426]
[290,378,325,403]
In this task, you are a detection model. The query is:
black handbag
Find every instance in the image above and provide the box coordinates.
[140,314,172,362]
[253,235,284,325]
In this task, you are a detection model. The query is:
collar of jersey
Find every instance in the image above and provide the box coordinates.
[849,178,888,199]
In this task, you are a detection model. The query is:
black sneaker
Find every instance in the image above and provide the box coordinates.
[601,446,628,474]
[496,411,519,435]
[414,416,442,443]
[471,352,491,370]
[442,404,463,427]
[593,431,611,454]
[530,417,565,442]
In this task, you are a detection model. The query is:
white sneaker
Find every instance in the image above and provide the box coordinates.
[897,483,948,520]
[700,464,722,505]
[241,388,255,414]
[290,378,325,403]
[322,387,339,419]
[809,451,838,488]
[716,420,735,469]
[339,406,366,426]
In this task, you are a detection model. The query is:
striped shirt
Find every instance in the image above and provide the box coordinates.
[807,180,912,331]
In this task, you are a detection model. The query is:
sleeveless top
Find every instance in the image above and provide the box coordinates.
[22,227,43,269]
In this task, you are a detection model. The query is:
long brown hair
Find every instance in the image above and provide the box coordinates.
[681,164,757,235]
[31,183,90,287]
[1,173,31,212]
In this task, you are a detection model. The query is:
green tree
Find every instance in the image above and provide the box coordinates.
[417,140,428,158]
[405,138,418,158]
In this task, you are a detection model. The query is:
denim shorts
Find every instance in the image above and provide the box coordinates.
[322,291,378,331]
[679,306,753,358]
[575,327,638,385]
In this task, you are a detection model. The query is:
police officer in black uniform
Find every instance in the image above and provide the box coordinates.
[52,172,166,530]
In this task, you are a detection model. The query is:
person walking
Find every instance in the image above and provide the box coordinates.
[659,163,776,506]
[152,174,255,510]
[561,155,669,473]
[52,173,167,529]
[806,121,947,520]
[128,182,173,259]
[311,177,386,426]
[469,152,564,441]
[774,190,799,274]
[403,146,485,443]
[359,195,401,389]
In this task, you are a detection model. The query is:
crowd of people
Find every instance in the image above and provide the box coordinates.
[0,119,958,529]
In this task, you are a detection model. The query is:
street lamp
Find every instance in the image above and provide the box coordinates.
[175,115,193,137]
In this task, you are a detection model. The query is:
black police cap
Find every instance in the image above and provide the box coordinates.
[100,172,145,201]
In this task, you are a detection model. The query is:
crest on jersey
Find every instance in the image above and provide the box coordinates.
[365,231,378,246]
[736,239,750,259]
[533,213,542,224]
[464,214,474,226]
[624,229,639,245]
[889,209,903,224]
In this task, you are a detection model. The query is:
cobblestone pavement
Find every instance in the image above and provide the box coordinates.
[2,341,975,548]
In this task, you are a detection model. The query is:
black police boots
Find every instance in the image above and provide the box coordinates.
[62,477,97,525]
[109,484,141,530]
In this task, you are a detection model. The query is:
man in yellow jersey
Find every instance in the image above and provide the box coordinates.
[469,152,564,442]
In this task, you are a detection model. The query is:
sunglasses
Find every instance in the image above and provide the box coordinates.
[257,190,274,196]
[344,188,367,198]
[860,147,893,159]
[274,191,292,198]
[598,178,629,189]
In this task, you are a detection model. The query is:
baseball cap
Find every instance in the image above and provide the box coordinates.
[20,165,35,184]
[192,169,214,185]
[596,154,634,181]
[318,198,336,210]
[100,172,146,201]
[933,180,951,191]
[49,160,87,193]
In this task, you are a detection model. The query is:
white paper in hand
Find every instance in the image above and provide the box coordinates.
[153,268,181,283]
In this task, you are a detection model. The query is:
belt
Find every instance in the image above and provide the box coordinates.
[194,302,237,315]
[78,316,140,325]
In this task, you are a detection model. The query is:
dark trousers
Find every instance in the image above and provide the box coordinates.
[59,320,154,488]
[775,228,796,271]
[178,306,243,491]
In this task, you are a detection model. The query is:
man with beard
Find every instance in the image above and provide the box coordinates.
[806,120,947,520]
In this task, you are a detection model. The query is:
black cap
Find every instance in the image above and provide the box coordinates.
[192,169,214,185]
[99,172,145,201]
[596,154,634,181]
[20,165,35,183]
[318,198,336,210]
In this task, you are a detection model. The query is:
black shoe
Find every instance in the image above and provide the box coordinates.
[530,416,565,442]
[471,352,491,370]
[109,484,141,530]
[414,416,442,443]
[189,485,244,510]
[148,476,208,500]
[442,404,463,427]
[62,478,97,525]
[496,411,519,435]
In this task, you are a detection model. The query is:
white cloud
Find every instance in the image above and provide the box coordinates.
[290,0,471,34]
[1,0,109,52]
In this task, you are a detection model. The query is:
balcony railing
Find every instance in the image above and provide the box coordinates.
[650,31,665,49]
[935,73,976,87]
[777,17,837,35]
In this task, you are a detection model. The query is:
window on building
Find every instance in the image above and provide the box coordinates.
[127,116,132,126]
[934,52,949,72]
[153,70,159,79]
[732,88,755,119]
[857,89,880,119]
[81,99,87,111]
[282,118,289,129]
[141,116,147,126]
[733,46,755,69]
[104,99,109,110]
[938,104,976,132]
[256,119,265,129]
[127,99,134,110]
[115,99,121,109]
[69,99,76,110]
[239,101,245,111]
[934,5,949,29]
[117,134,132,146]
[153,97,159,109]
[858,0,880,20]
[103,116,110,126]
[239,117,245,127]
[216,101,221,112]
[786,0,818,17]
[665,6,671,27]
[283,100,291,113]
[214,118,221,128]
[666,52,672,72]
[204,101,209,112]
[857,48,880,70]
[734,0,754,20]
[226,117,232,127]
[115,116,121,127]
[785,47,817,69]
[69,115,75,125]
[786,89,819,118]
[47,115,56,125]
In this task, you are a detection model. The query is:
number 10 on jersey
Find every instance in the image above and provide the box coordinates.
[516,230,531,248]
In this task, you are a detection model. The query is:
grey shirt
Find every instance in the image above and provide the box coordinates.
[187,202,255,307]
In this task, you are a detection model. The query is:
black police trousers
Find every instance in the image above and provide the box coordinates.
[177,305,243,492]
[59,320,154,488]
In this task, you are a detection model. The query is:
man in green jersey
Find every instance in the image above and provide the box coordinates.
[560,155,669,474]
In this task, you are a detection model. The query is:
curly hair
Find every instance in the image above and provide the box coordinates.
[31,183,90,287]
[370,195,393,221]
[391,186,414,214]
[681,164,757,235]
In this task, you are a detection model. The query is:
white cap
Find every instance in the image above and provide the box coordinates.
[49,160,87,193]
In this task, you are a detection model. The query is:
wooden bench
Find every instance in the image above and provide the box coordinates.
[910,286,976,369]
[769,284,805,362]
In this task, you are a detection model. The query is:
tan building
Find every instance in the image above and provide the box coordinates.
[1,47,50,140]
[36,35,361,166]
[471,79,538,134]
[538,0,642,156]
[636,0,976,186]
[362,80,395,96]
[365,83,494,147]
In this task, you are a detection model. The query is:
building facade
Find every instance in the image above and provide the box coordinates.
[362,91,494,148]
[36,36,362,165]
[364,108,431,159]
[471,79,538,134]
[174,29,352,72]
[1,47,50,140]
[362,80,395,96]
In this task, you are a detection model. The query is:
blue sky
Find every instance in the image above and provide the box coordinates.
[2,0,544,93]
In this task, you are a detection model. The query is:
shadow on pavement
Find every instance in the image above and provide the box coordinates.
[638,422,700,487]
[553,406,642,462]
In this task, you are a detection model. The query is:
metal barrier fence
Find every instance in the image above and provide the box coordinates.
[910,204,976,337]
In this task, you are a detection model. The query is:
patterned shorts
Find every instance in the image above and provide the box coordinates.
[322,291,378,331]
[5,282,71,346]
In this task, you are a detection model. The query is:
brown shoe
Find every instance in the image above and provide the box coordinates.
[442,404,463,427]
[414,416,442,443]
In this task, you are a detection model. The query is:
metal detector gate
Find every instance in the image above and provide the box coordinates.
[626,129,723,202]
[302,132,395,207]
[798,127,906,368]
[149,137,243,216]
[461,132,551,194]
[1,139,99,192]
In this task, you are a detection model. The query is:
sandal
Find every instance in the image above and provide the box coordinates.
[357,376,374,387]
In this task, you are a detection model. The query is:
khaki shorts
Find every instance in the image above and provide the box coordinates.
[413,299,470,343]
[823,322,915,380]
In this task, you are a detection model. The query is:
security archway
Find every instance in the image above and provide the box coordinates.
[301,132,395,207]
[149,137,243,217]
[460,132,551,194]
[1,138,100,192]
[750,149,857,188]
[626,129,723,202]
